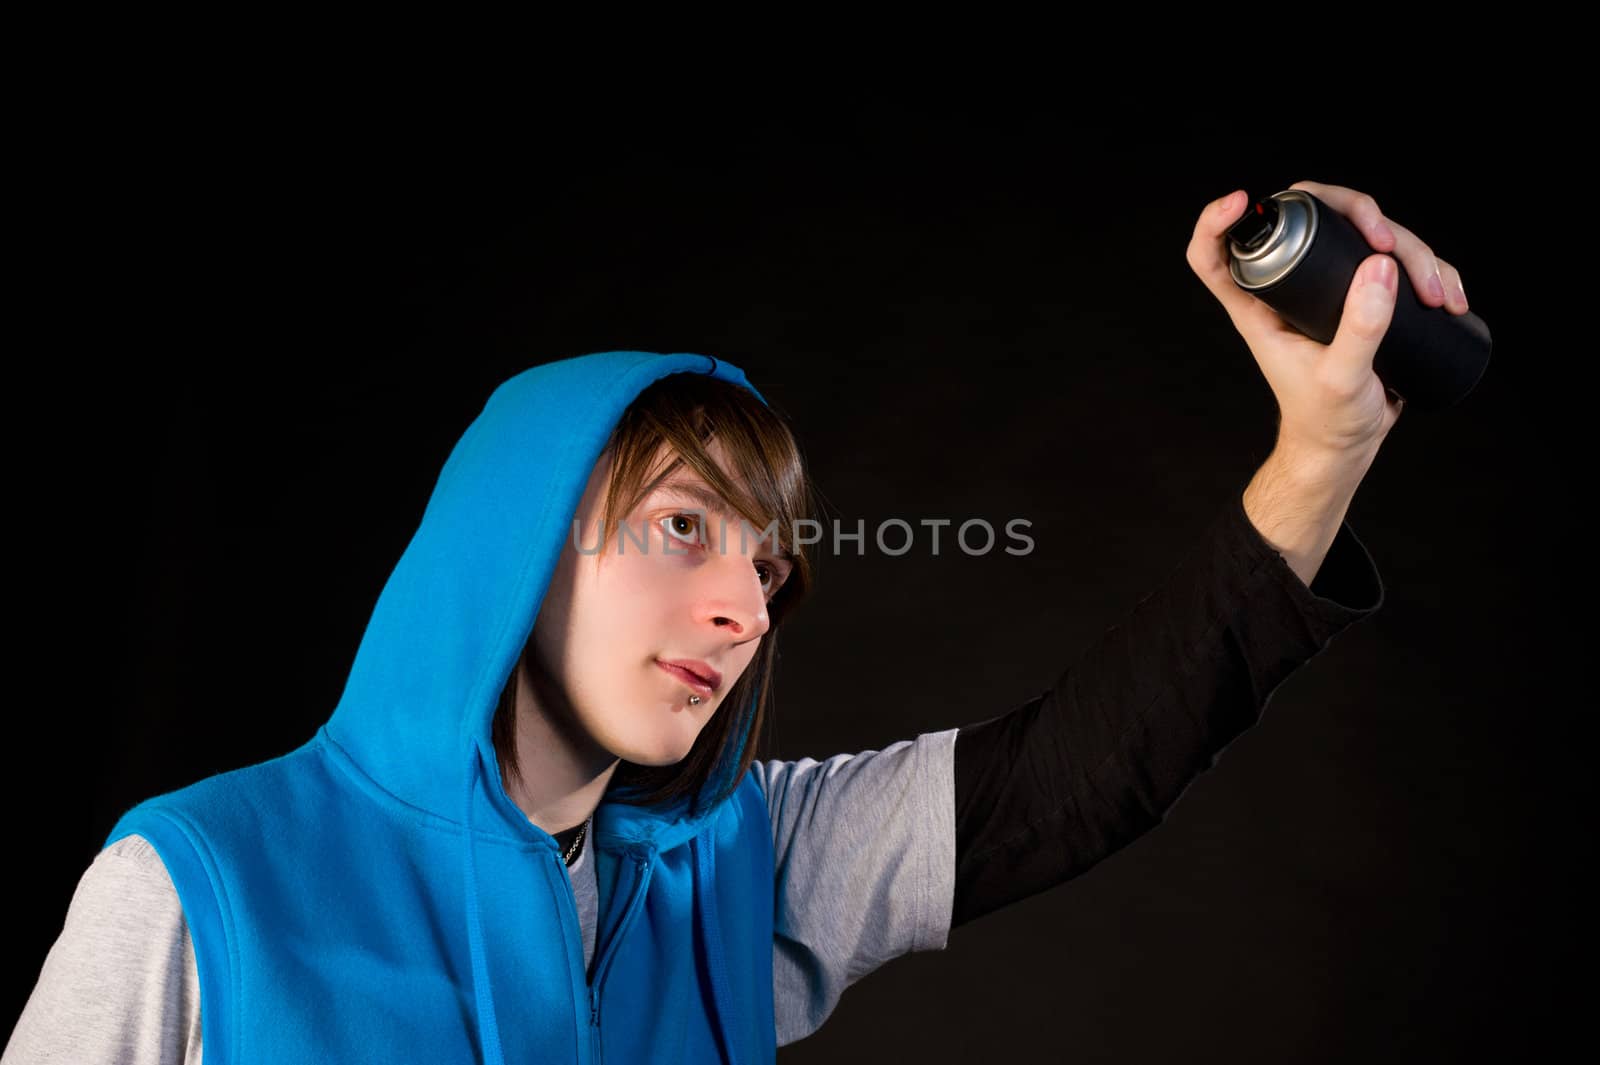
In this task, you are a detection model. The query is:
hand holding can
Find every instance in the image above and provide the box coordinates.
[1223,186,1492,413]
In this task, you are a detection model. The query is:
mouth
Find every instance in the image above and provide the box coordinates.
[655,659,720,697]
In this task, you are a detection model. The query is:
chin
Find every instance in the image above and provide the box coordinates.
[632,732,698,767]
[596,691,709,767]
[627,726,702,768]
[628,750,689,769]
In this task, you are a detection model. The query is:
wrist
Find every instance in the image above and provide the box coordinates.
[1270,434,1380,490]
[1242,442,1374,589]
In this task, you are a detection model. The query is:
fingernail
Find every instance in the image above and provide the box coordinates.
[1367,257,1395,291]
[1426,272,1446,302]
[1456,278,1468,307]
[1376,222,1396,244]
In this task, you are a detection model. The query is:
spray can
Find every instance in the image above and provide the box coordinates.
[1225,189,1492,412]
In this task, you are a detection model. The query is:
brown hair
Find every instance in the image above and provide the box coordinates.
[492,370,820,811]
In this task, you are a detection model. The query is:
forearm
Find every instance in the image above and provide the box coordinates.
[1242,441,1379,589]
[950,481,1385,930]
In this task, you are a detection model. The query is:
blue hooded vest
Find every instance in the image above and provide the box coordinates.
[105,352,780,1063]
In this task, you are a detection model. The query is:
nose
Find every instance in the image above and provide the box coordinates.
[693,546,771,643]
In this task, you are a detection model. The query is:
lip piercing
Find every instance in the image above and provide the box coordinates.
[688,695,703,705]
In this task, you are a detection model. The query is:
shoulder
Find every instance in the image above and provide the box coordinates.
[30,837,187,1002]
[79,834,185,912]
[751,727,959,813]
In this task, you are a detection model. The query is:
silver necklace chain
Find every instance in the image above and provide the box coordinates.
[563,818,588,865]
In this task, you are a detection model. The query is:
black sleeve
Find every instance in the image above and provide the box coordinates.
[950,487,1384,930]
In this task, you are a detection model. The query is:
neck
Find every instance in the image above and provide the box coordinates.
[500,654,620,836]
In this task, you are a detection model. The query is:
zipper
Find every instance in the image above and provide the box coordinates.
[586,855,655,1065]
[546,855,597,1064]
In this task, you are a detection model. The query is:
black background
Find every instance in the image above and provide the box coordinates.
[9,83,1579,1062]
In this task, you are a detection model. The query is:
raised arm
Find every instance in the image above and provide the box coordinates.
[951,177,1472,928]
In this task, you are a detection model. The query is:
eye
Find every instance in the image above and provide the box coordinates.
[754,560,791,599]
[661,513,706,547]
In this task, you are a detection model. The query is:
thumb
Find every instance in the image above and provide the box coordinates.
[1330,253,1397,376]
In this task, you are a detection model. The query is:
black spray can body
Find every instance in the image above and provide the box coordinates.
[1226,189,1492,412]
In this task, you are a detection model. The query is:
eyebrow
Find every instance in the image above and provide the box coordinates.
[654,479,793,562]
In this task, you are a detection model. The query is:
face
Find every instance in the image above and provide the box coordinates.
[528,437,793,767]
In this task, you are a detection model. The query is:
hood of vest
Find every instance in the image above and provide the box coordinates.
[323,350,765,854]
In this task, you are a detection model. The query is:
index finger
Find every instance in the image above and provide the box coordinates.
[1287,180,1398,251]
[1187,190,1281,338]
